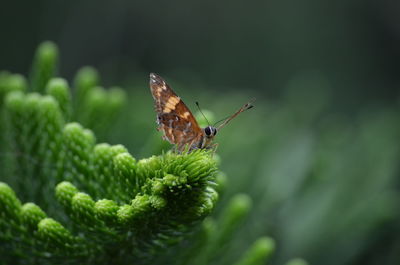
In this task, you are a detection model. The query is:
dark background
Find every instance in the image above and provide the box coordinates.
[1,1,400,265]
[1,0,399,109]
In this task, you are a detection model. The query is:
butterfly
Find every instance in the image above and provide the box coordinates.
[149,73,254,152]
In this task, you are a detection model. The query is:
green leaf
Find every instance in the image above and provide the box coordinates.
[46,78,72,121]
[29,41,58,92]
[233,237,275,265]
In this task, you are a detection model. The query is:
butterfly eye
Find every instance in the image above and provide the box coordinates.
[213,128,217,136]
[204,126,212,136]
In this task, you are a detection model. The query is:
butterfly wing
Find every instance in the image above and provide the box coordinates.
[149,73,203,149]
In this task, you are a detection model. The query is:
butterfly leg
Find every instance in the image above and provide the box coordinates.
[187,139,200,153]
[209,143,219,154]
[172,145,179,153]
[175,143,191,154]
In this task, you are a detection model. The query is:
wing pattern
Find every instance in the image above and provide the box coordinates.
[149,73,203,150]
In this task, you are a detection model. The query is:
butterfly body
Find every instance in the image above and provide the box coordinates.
[149,73,253,152]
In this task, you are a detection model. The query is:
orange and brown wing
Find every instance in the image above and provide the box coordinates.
[149,73,203,148]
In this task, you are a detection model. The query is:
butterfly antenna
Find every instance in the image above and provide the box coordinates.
[213,115,232,127]
[216,98,255,130]
[196,101,211,126]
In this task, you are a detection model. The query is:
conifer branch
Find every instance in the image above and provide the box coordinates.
[0,41,288,265]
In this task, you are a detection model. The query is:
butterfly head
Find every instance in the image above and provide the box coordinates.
[203,126,217,139]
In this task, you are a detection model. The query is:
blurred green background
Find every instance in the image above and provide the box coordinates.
[1,0,400,264]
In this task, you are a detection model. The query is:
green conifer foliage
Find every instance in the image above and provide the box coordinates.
[0,42,276,265]
[29,41,58,93]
